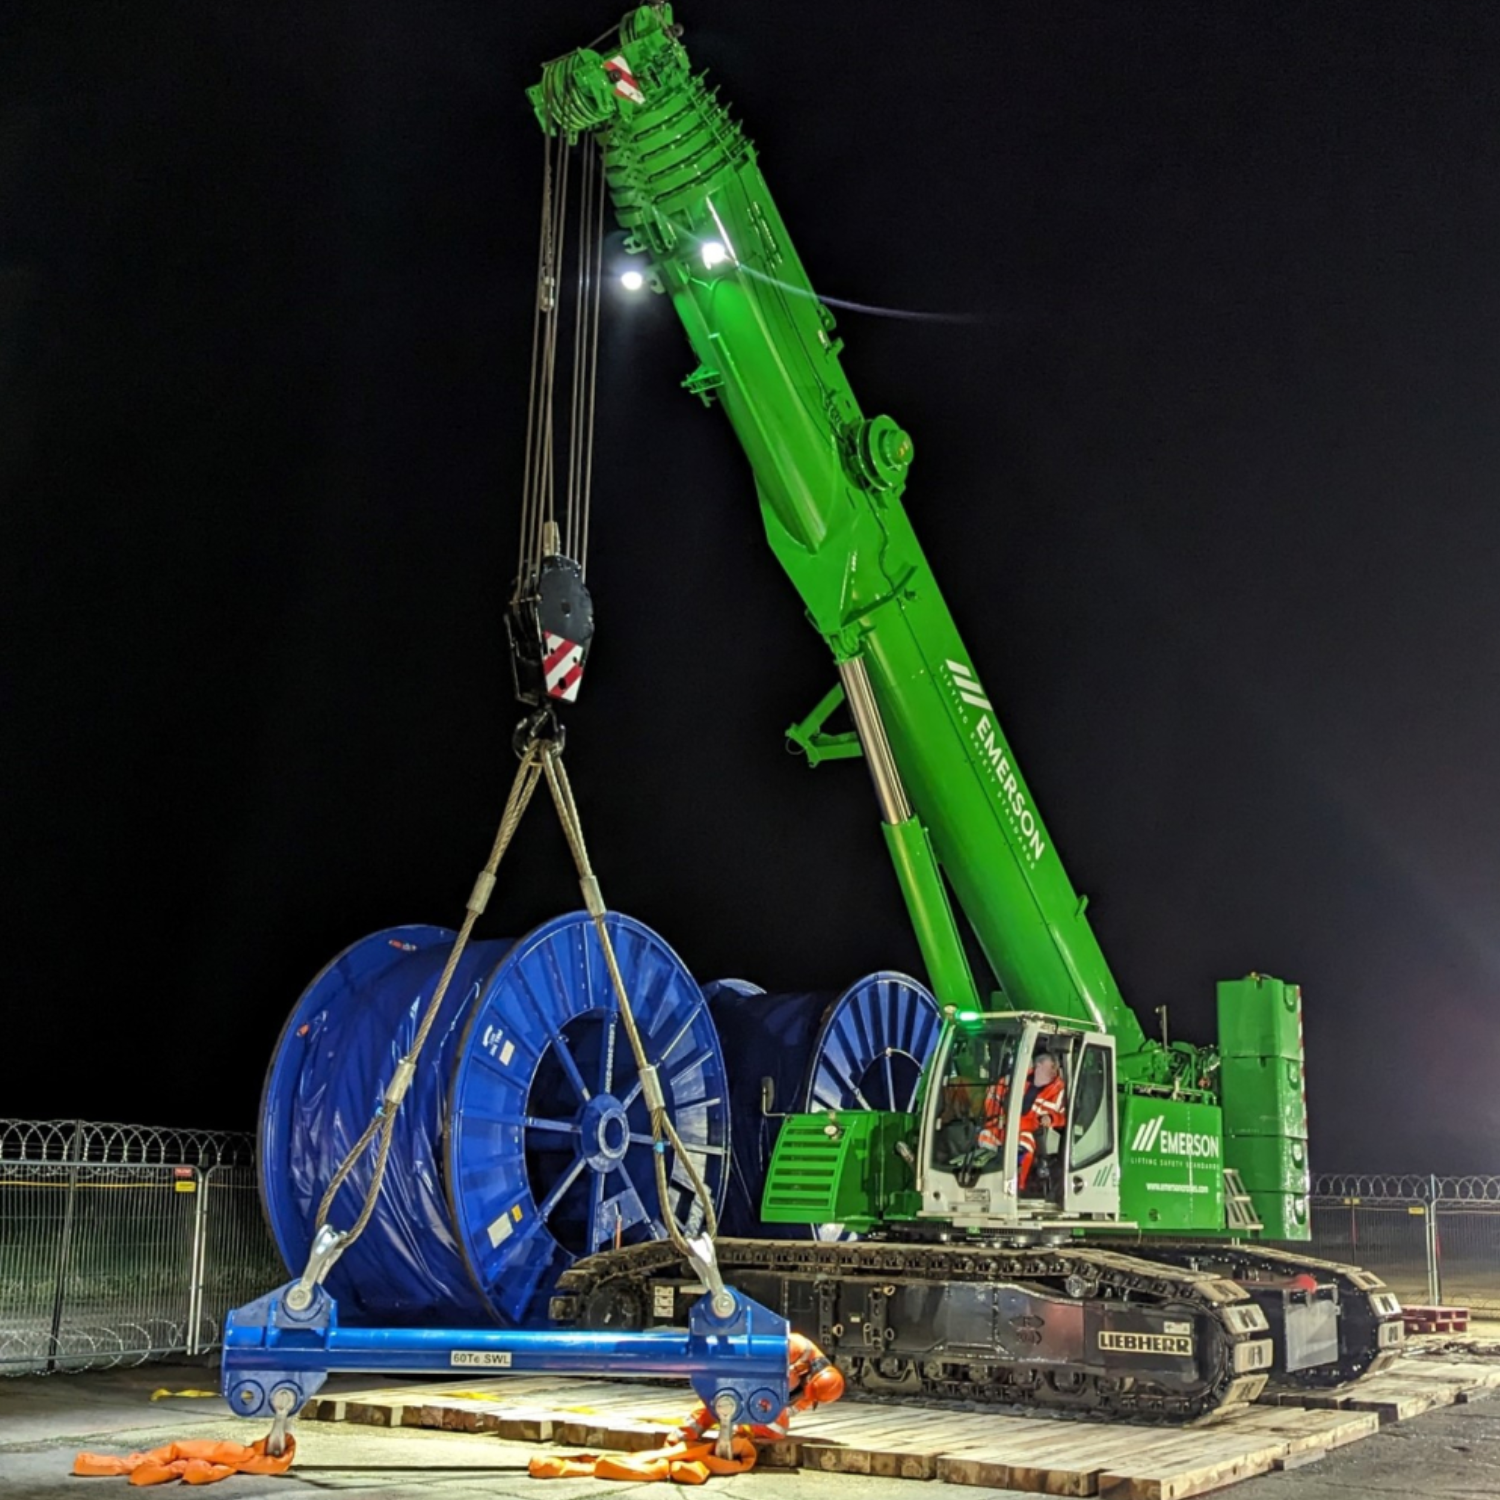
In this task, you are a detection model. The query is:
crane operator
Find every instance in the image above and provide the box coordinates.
[977,1050,1067,1192]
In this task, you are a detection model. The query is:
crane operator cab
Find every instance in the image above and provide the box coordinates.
[919,1013,1122,1227]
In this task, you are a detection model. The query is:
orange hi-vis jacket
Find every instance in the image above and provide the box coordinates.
[976,1068,1067,1181]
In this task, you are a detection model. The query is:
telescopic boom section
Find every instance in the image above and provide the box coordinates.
[529,6,1146,1056]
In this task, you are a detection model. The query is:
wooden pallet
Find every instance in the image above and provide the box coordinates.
[1402,1304,1470,1335]
[1259,1357,1500,1423]
[300,1356,1493,1498]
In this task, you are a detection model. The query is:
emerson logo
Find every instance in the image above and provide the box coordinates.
[944,659,1046,864]
[1130,1115,1220,1159]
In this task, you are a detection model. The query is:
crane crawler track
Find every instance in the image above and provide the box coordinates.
[551,1237,1283,1422]
[1142,1240,1406,1389]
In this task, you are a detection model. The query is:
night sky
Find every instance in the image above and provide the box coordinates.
[5,2,1498,1174]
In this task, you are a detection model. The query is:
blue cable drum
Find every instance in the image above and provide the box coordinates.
[260,911,729,1328]
[703,980,803,1239]
[802,972,942,1240]
[805,972,942,1118]
[706,972,942,1238]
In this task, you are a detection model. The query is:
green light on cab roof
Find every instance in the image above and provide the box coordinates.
[957,1010,981,1022]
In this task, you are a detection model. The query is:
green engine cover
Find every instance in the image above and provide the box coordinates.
[762,1111,916,1232]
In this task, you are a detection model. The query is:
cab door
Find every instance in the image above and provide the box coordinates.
[1062,1036,1120,1217]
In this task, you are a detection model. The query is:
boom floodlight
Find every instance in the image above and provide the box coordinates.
[701,239,728,268]
[620,268,645,291]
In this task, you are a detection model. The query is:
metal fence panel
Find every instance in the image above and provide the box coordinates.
[1309,1173,1500,1313]
[1433,1208,1500,1315]
[0,1162,72,1374]
[0,1120,280,1377]
[52,1163,197,1372]
[191,1167,287,1356]
[1309,1197,1434,1307]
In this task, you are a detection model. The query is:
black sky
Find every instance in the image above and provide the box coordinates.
[4,1,1499,1173]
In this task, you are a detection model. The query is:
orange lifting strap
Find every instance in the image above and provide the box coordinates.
[74,1436,297,1486]
[529,1434,757,1485]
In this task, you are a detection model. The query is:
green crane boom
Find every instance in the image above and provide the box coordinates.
[529,4,1148,1059]
[528,8,1406,1419]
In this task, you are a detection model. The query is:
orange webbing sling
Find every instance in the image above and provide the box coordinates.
[528,1433,757,1483]
[74,1435,297,1485]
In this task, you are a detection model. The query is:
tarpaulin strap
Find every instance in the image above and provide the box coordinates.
[528,1435,756,1483]
[74,1436,296,1485]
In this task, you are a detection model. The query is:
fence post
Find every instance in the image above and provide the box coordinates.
[186,1166,211,1356]
[1427,1173,1442,1305]
[46,1120,85,1373]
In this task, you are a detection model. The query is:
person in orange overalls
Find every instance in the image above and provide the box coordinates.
[675,1331,844,1443]
[529,1341,842,1486]
[976,1049,1066,1191]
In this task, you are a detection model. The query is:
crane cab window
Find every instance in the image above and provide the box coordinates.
[1067,1043,1114,1170]
[932,1023,1020,1176]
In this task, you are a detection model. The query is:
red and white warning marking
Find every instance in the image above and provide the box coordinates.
[604,55,645,105]
[544,632,585,702]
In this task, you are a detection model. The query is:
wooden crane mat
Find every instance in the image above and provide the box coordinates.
[301,1357,1498,1500]
[1257,1356,1500,1423]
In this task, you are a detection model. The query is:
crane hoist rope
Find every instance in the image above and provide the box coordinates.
[506,132,602,720]
[514,129,606,596]
[284,126,727,1322]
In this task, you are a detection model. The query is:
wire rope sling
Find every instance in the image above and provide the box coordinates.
[260,125,732,1347]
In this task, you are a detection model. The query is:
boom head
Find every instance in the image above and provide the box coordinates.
[529,7,682,141]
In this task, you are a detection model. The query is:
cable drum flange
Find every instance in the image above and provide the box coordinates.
[446,911,729,1323]
[259,911,728,1328]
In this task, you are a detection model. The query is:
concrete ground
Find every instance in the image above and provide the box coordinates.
[4,1362,1500,1500]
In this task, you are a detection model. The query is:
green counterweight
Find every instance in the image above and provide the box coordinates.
[528,7,1146,1056]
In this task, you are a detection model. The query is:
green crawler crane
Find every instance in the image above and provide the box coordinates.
[531,7,1404,1419]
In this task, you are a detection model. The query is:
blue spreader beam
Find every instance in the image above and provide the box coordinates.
[223,1281,789,1431]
